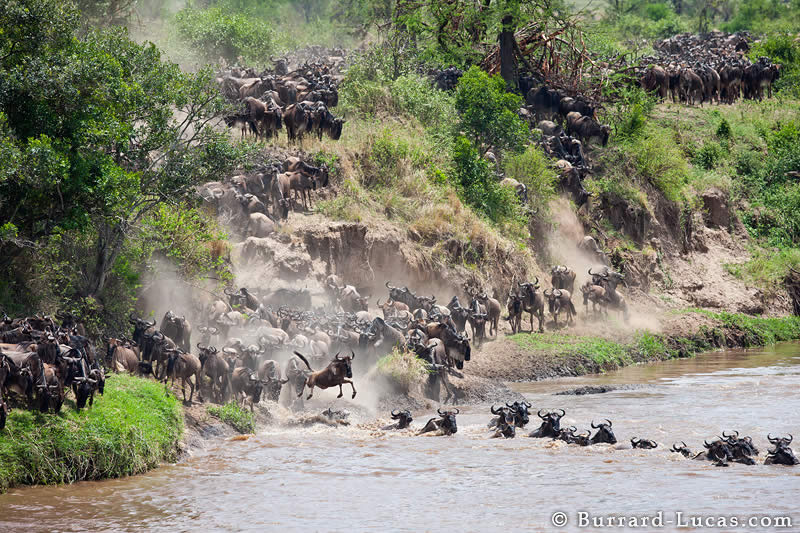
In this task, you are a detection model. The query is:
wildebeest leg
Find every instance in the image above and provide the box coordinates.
[298,377,308,398]
[343,378,356,399]
[337,383,343,398]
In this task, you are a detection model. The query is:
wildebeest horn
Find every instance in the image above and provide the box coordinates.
[197,343,206,350]
[722,430,738,439]
[533,277,539,285]
[385,281,395,289]
[605,419,612,427]
[377,298,383,307]
[591,420,599,428]
[505,402,515,408]
[350,350,355,360]
[491,405,502,415]
[544,289,552,297]
[556,409,566,417]
[788,434,794,444]
[704,440,712,448]
[438,408,444,415]
[524,402,531,408]
[538,409,547,419]
[768,434,778,443]
[454,408,459,414]
[588,268,596,276]
[391,409,400,417]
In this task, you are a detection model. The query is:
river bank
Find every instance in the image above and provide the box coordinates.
[461,309,800,384]
[0,374,183,493]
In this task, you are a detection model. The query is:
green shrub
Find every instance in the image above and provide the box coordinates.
[376,347,430,392]
[749,34,800,97]
[604,86,656,142]
[716,118,732,140]
[693,141,726,170]
[629,128,689,203]
[454,66,529,155]
[502,146,558,204]
[173,5,274,65]
[390,74,457,130]
[0,374,183,492]
[207,402,256,434]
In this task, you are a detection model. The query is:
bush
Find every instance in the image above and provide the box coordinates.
[174,5,274,65]
[629,128,689,203]
[390,74,457,130]
[502,146,558,204]
[376,348,430,392]
[452,136,525,226]
[604,86,656,142]
[454,66,529,155]
[207,402,256,434]
[693,141,726,170]
[749,34,800,97]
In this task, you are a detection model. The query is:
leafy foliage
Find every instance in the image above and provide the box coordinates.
[454,67,529,155]
[174,3,275,66]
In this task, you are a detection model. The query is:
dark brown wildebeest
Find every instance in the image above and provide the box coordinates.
[518,279,546,333]
[418,408,458,436]
[163,349,202,404]
[506,291,523,334]
[543,288,576,327]
[257,359,288,402]
[679,69,705,106]
[160,310,192,353]
[641,65,668,101]
[242,97,283,140]
[292,350,356,400]
[550,265,576,295]
[283,103,313,142]
[230,366,266,412]
[197,344,230,403]
[0,353,10,429]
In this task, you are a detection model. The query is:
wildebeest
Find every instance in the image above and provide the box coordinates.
[293,350,356,399]
[476,293,501,337]
[271,172,291,220]
[671,441,692,458]
[550,265,576,295]
[641,65,668,101]
[418,408,458,436]
[489,406,517,438]
[163,349,202,404]
[107,338,139,373]
[382,409,413,430]
[257,359,288,402]
[679,69,705,106]
[543,288,576,327]
[230,367,265,412]
[566,112,610,147]
[589,419,617,444]
[631,437,658,449]
[160,311,191,353]
[518,279,546,333]
[765,434,798,466]
[197,344,230,403]
[528,409,565,438]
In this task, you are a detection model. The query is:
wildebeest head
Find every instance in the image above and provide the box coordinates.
[590,419,617,444]
[703,438,733,462]
[437,408,458,435]
[505,401,531,427]
[766,435,798,466]
[531,409,564,438]
[391,409,413,429]
[723,431,758,464]
[245,373,265,405]
[631,437,658,449]
[138,361,154,377]
[129,314,156,344]
[334,351,354,378]
[671,441,692,457]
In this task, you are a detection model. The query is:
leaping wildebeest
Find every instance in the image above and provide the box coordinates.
[292,350,356,400]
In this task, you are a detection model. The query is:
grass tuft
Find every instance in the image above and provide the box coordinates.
[207,402,256,434]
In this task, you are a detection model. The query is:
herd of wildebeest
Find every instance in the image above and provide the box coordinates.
[0,270,797,467]
[383,404,799,466]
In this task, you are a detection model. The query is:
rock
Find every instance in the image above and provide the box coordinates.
[701,187,730,228]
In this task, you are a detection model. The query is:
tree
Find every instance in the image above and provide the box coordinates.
[454,66,529,156]
[0,0,243,300]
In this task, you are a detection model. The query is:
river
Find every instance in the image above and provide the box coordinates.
[2,343,799,532]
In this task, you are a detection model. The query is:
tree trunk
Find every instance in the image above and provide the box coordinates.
[499,15,519,91]
[82,222,126,299]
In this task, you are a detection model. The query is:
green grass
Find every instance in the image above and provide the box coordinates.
[685,309,800,347]
[207,402,255,434]
[725,247,800,295]
[509,332,633,365]
[0,374,183,493]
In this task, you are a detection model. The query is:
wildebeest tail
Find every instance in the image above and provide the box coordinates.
[293,351,313,371]
[569,301,577,315]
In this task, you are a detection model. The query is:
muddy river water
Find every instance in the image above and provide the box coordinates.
[2,343,799,532]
